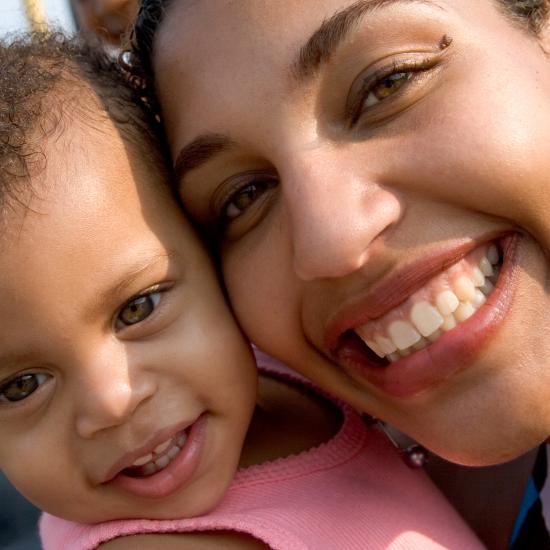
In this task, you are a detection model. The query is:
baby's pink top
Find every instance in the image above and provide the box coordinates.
[40,358,483,549]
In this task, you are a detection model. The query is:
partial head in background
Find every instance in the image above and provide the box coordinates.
[134,0,550,466]
[0,32,256,522]
[70,0,138,45]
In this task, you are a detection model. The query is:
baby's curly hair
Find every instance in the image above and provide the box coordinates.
[0,31,168,216]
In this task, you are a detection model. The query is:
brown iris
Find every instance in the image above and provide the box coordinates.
[3,375,39,402]
[119,295,155,325]
[372,72,410,100]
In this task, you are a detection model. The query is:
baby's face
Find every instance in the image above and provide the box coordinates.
[0,105,256,522]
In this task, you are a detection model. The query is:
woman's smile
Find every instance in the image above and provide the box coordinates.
[327,235,516,397]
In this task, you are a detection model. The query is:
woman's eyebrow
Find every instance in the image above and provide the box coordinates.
[174,134,235,182]
[293,0,442,81]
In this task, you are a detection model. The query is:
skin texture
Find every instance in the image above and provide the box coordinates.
[0,87,257,523]
[153,0,550,467]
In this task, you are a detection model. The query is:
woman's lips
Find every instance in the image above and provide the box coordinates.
[328,233,519,397]
[106,414,207,500]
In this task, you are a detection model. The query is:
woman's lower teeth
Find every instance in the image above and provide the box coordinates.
[355,244,501,362]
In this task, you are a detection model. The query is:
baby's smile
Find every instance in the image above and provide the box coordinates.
[125,430,189,477]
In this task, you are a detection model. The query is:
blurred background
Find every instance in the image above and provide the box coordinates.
[0,0,138,44]
[0,3,139,547]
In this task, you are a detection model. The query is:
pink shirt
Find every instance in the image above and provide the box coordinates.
[41,360,483,549]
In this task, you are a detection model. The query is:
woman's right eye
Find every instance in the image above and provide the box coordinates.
[220,177,278,224]
[0,373,51,403]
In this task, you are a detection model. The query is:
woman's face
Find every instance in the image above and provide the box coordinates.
[154,0,550,465]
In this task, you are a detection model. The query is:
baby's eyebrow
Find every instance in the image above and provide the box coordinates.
[293,0,443,81]
[98,250,178,310]
[0,351,38,379]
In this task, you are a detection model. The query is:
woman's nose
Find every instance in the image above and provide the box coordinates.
[283,155,402,281]
[75,348,157,439]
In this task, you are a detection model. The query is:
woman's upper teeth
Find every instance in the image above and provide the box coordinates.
[355,244,501,361]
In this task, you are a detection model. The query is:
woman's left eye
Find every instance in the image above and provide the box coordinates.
[116,291,162,329]
[363,71,412,108]
[349,55,440,125]
[0,373,51,403]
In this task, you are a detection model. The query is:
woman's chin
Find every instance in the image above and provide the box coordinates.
[413,416,548,467]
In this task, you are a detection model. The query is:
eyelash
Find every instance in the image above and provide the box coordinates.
[348,56,438,125]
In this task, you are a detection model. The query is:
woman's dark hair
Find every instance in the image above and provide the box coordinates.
[131,0,549,90]
[0,31,168,215]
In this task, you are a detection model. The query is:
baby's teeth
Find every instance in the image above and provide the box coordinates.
[427,329,442,342]
[356,326,385,357]
[479,257,494,277]
[142,462,157,476]
[453,276,476,302]
[441,315,456,332]
[177,433,188,447]
[487,244,499,265]
[375,335,397,355]
[454,302,476,322]
[365,339,386,358]
[410,301,443,337]
[388,320,421,350]
[471,267,485,287]
[154,439,172,455]
[155,455,171,469]
[167,446,180,460]
[399,347,411,357]
[388,353,400,362]
[132,453,153,467]
[435,290,459,316]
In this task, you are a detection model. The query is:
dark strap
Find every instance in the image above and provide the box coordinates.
[510,445,550,549]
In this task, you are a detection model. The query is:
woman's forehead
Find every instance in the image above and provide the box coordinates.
[154,0,514,147]
[155,0,508,94]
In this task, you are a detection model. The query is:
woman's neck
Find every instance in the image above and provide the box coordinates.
[425,447,539,549]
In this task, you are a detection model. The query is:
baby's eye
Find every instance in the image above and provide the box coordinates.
[116,291,161,328]
[222,178,277,222]
[0,373,51,403]
[363,71,412,108]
